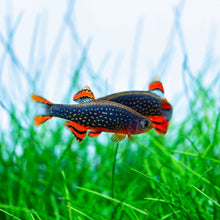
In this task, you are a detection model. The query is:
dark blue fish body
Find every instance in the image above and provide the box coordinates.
[47,101,149,132]
[32,94,153,142]
[96,81,173,134]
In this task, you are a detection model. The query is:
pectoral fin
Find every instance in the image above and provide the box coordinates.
[111,133,126,143]
[65,121,88,142]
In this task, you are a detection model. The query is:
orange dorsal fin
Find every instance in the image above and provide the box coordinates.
[34,116,52,126]
[149,80,164,98]
[65,121,88,142]
[73,86,96,104]
[31,94,53,104]
[88,130,102,137]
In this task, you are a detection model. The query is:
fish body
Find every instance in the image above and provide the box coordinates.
[32,91,153,142]
[96,81,172,134]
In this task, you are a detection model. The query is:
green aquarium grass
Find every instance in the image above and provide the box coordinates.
[0,74,220,220]
[0,2,220,219]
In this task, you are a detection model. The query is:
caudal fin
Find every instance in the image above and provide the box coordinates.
[148,79,173,134]
[34,116,52,126]
[31,94,53,104]
[148,115,169,134]
[31,94,53,126]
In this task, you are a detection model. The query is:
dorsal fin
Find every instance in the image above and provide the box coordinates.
[73,86,96,104]
[148,80,164,98]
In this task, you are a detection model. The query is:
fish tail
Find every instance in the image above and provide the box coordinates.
[31,94,53,126]
[31,94,53,104]
[154,121,169,135]
[148,115,168,134]
[161,98,173,122]
[33,116,52,126]
[161,98,172,110]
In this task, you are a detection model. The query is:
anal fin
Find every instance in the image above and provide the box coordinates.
[88,130,102,138]
[65,121,88,142]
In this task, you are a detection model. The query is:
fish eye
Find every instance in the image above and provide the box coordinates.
[141,119,149,129]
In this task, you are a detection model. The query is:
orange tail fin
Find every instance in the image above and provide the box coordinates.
[31,94,53,104]
[154,121,169,135]
[161,98,172,110]
[148,115,168,135]
[32,94,53,126]
[34,116,52,126]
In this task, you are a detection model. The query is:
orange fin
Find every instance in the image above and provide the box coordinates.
[34,116,52,126]
[31,94,53,104]
[161,99,172,110]
[149,116,166,124]
[149,80,164,98]
[65,121,88,142]
[111,133,126,143]
[88,130,102,137]
[153,121,169,135]
[73,86,96,104]
[149,116,169,134]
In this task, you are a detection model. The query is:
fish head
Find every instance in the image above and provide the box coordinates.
[139,118,153,133]
[129,117,153,134]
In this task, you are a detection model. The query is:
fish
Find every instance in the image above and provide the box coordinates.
[31,87,153,142]
[90,80,173,135]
